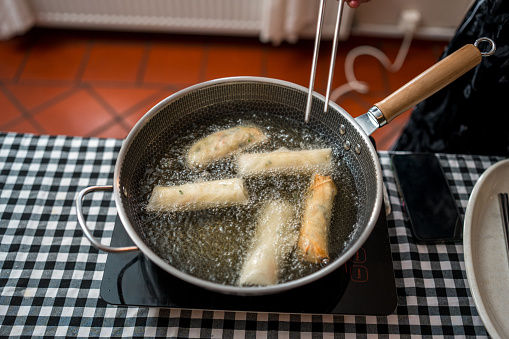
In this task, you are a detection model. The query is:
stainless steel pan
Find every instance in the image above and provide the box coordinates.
[76,39,494,296]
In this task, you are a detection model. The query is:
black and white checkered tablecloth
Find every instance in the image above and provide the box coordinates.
[0,131,504,337]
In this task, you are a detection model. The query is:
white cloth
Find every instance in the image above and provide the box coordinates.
[260,0,318,45]
[0,0,34,40]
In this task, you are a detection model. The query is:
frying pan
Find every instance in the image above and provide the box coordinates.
[76,39,495,296]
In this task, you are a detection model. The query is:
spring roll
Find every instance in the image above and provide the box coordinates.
[186,125,268,168]
[297,174,337,263]
[237,148,332,176]
[239,200,297,286]
[146,178,249,213]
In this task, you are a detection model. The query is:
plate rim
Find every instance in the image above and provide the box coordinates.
[464,158,509,339]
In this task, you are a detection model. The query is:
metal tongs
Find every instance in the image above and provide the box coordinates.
[305,0,345,122]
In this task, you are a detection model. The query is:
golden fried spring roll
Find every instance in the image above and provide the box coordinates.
[297,174,337,263]
[239,201,297,286]
[236,148,332,176]
[186,125,268,168]
[146,178,249,213]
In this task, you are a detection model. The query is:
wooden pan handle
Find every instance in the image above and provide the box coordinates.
[375,44,482,123]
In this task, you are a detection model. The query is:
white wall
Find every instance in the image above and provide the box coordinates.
[25,0,475,41]
[351,0,475,39]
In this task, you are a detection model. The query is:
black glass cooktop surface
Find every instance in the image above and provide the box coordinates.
[100,200,397,315]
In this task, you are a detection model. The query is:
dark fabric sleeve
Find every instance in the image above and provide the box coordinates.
[392,0,509,156]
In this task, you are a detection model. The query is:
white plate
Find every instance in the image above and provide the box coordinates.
[464,159,509,339]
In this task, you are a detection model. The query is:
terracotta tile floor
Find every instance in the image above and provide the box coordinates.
[0,28,447,149]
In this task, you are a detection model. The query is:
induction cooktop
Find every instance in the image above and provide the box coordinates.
[100,199,397,315]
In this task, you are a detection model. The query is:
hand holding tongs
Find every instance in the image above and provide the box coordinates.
[305,1,496,125]
[305,0,345,122]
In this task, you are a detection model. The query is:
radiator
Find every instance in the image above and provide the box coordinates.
[28,0,263,36]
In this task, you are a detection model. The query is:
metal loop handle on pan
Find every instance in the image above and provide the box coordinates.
[75,185,139,253]
[474,37,496,56]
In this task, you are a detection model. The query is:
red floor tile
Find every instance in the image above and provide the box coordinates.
[384,39,446,90]
[204,42,264,80]
[19,39,87,81]
[143,42,204,85]
[265,43,315,88]
[123,97,175,128]
[335,92,386,118]
[93,123,129,139]
[3,118,41,135]
[345,53,387,93]
[4,84,74,111]
[335,95,369,118]
[32,90,114,136]
[315,42,348,94]
[0,89,23,126]
[92,87,166,114]
[81,43,145,83]
[328,39,393,95]
[0,28,445,149]
[123,90,175,119]
[371,109,412,149]
[0,37,27,79]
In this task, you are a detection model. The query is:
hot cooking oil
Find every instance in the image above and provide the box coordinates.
[138,112,359,286]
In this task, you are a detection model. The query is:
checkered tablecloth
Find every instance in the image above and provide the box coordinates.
[0,131,504,337]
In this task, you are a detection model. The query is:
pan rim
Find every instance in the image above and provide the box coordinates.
[113,76,383,296]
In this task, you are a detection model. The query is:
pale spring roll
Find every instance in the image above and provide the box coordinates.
[297,174,337,263]
[186,125,268,168]
[237,148,332,176]
[239,200,297,286]
[146,178,248,213]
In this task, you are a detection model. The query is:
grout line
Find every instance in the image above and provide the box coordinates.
[138,82,195,90]
[73,80,172,89]
[0,82,47,134]
[82,85,130,138]
[89,83,192,137]
[86,116,130,139]
[0,114,42,133]
[84,84,131,130]
[5,76,182,91]
[21,86,81,118]
[120,87,176,120]
[2,79,79,87]
[75,39,93,83]
[12,41,34,84]
[0,31,440,141]
[136,42,151,84]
